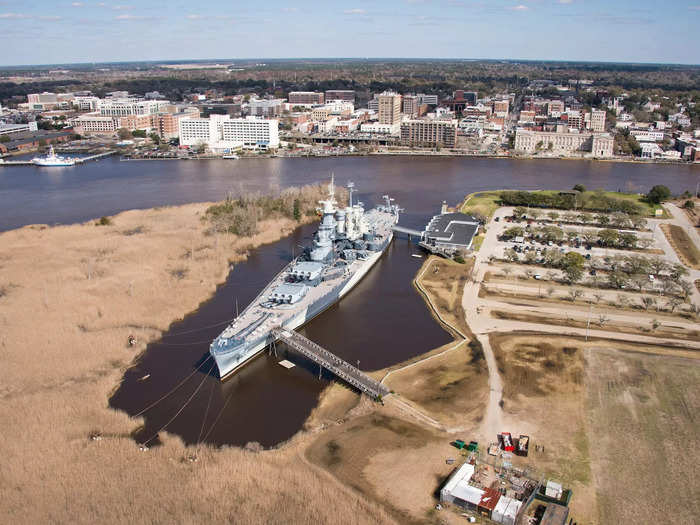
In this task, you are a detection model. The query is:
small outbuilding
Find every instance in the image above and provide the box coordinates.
[492,496,522,525]
[540,502,570,525]
[440,463,484,510]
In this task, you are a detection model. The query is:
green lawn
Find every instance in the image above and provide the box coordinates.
[463,189,664,218]
[461,191,502,219]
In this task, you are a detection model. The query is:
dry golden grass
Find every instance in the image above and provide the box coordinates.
[305,411,446,524]
[661,223,700,269]
[0,197,395,525]
[586,348,700,524]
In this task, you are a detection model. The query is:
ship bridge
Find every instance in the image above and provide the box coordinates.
[270,327,390,400]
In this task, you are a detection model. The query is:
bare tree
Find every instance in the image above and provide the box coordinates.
[568,288,583,302]
[593,292,603,304]
[502,266,512,278]
[598,314,610,327]
[546,286,555,298]
[678,280,693,300]
[617,294,630,308]
[640,295,656,311]
[667,297,683,313]
[546,270,557,282]
[631,273,648,292]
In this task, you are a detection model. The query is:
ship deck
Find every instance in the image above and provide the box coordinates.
[213,207,398,353]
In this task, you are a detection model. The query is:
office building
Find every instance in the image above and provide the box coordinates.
[100,99,170,117]
[325,90,355,102]
[288,92,324,105]
[248,98,285,117]
[403,95,419,117]
[378,91,402,125]
[400,119,457,148]
[515,128,613,157]
[590,109,606,132]
[71,114,119,134]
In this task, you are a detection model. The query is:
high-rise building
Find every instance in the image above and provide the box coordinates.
[400,119,457,148]
[179,115,279,151]
[402,95,419,117]
[590,109,606,132]
[378,91,402,125]
[100,99,170,117]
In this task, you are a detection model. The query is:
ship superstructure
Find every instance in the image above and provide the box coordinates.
[210,178,400,380]
[32,146,76,167]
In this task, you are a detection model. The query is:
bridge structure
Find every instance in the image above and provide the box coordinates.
[270,327,390,400]
[392,224,423,239]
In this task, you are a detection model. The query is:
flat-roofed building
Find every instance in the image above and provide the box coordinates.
[325,90,355,102]
[288,91,324,105]
[402,95,419,117]
[590,109,606,132]
[515,128,613,157]
[248,98,284,117]
[179,114,279,151]
[378,91,402,125]
[100,99,169,117]
[400,119,457,148]
[0,122,38,136]
[221,116,279,148]
[71,114,119,134]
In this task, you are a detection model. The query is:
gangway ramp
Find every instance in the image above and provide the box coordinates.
[392,225,423,238]
[271,327,390,400]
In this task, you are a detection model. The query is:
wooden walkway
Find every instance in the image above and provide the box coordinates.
[271,327,390,400]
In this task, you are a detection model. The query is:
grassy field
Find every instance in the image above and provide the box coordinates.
[661,223,700,269]
[586,348,700,524]
[0,198,395,524]
[460,190,502,219]
[305,412,451,524]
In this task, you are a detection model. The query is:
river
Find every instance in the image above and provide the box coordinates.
[3,156,697,447]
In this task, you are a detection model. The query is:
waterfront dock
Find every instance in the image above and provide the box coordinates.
[271,327,390,400]
[0,150,116,166]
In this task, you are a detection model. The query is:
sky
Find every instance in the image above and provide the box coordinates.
[1,0,699,66]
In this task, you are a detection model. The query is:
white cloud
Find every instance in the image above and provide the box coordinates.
[114,13,149,20]
[71,2,84,6]
[186,14,204,19]
[689,5,700,9]
[113,5,134,10]
[282,7,298,12]
[0,12,31,19]
[510,4,529,10]
[343,8,366,15]
[559,0,573,4]
[39,15,63,20]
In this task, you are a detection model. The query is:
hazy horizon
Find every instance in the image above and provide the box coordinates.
[1,0,699,67]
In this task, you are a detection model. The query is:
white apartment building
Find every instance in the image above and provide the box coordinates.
[179,114,279,151]
[100,99,170,117]
[630,129,665,142]
[72,96,101,112]
[360,122,400,135]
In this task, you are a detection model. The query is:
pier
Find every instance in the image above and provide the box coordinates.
[0,150,116,166]
[271,327,390,400]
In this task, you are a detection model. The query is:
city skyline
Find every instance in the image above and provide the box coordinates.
[1,0,699,66]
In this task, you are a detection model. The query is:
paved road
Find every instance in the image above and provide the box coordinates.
[461,203,700,443]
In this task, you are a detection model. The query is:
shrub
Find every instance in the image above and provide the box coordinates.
[96,216,111,226]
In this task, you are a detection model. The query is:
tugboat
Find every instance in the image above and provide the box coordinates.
[32,145,76,167]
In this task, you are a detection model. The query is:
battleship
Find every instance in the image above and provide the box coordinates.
[210,179,400,380]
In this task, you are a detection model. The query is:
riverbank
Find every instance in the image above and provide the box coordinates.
[0,197,397,524]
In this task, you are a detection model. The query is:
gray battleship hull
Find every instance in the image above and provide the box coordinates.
[213,236,390,380]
